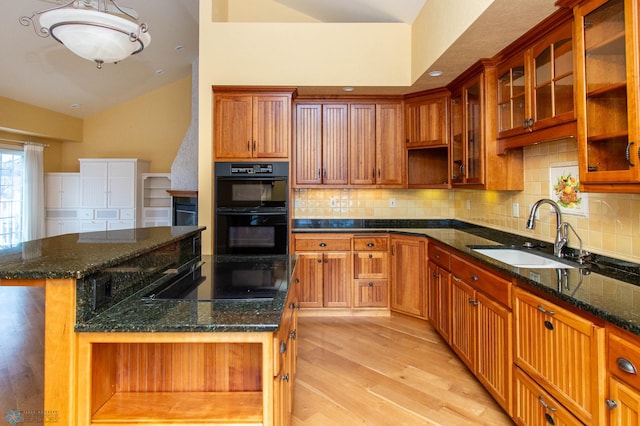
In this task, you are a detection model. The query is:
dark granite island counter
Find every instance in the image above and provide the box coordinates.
[0,227,300,426]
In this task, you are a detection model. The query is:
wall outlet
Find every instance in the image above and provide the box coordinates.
[512,203,519,218]
[466,199,471,210]
[294,199,301,208]
[389,198,397,208]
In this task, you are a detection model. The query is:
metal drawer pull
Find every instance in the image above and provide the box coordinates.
[617,357,638,375]
[537,396,557,412]
[537,304,556,315]
[367,242,375,247]
[471,274,479,281]
[319,242,327,247]
[468,298,478,307]
[369,254,373,259]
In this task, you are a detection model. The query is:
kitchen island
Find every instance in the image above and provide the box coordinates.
[0,227,299,426]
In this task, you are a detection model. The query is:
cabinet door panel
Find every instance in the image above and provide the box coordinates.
[390,237,425,318]
[215,95,253,158]
[322,104,349,185]
[476,292,512,414]
[294,104,322,185]
[349,104,376,185]
[376,103,405,185]
[253,95,290,158]
[450,277,476,371]
[609,377,640,426]
[323,252,351,308]
[296,253,323,308]
[108,162,135,209]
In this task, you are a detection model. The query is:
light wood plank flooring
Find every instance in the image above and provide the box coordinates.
[0,286,511,425]
[293,315,513,425]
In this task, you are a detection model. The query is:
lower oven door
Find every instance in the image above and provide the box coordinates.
[215,212,288,254]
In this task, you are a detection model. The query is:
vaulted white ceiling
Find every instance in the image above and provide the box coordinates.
[0,0,558,121]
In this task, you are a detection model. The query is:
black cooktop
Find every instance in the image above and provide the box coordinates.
[142,255,290,301]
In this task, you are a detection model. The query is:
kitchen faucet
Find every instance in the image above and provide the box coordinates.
[526,199,566,257]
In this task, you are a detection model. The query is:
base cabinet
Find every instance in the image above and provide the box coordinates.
[390,235,426,318]
[353,236,389,308]
[513,287,604,425]
[293,234,352,309]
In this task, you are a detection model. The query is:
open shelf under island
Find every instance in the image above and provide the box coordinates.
[0,227,299,426]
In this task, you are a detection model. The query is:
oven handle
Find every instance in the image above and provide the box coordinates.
[215,210,287,216]
[143,259,204,300]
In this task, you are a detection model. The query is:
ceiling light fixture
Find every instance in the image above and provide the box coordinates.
[428,70,443,77]
[342,87,355,92]
[20,0,151,69]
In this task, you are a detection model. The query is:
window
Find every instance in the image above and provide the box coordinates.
[0,149,23,248]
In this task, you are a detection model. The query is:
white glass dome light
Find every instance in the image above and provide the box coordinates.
[37,8,150,68]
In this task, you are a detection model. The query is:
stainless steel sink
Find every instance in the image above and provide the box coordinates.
[471,247,577,269]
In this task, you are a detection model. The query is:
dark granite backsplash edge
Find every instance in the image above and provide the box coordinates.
[292,218,640,283]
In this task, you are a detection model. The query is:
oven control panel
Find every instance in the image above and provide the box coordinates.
[231,164,273,174]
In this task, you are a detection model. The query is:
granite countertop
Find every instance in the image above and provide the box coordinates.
[293,219,640,335]
[76,254,297,333]
[0,226,205,279]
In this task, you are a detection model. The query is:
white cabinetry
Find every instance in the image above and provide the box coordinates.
[45,173,82,237]
[141,173,171,227]
[79,158,150,231]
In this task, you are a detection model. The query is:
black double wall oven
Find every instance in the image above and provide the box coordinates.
[214,162,289,255]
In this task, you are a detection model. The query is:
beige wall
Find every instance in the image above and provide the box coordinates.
[62,76,191,173]
[293,140,640,264]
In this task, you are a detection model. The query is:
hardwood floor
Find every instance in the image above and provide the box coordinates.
[292,315,513,425]
[0,287,511,425]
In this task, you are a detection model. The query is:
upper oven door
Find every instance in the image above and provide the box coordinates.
[216,178,288,210]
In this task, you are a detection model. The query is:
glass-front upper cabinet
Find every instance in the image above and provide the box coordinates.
[574,0,640,187]
[451,80,483,185]
[496,10,576,148]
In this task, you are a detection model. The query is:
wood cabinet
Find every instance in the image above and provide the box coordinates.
[353,235,389,308]
[427,243,451,343]
[605,325,640,424]
[274,268,299,426]
[496,9,577,149]
[390,235,426,318]
[449,253,512,414]
[405,89,451,188]
[513,287,605,425]
[448,60,523,190]
[514,366,584,426]
[293,234,352,308]
[350,102,405,187]
[569,0,640,191]
[294,103,348,186]
[213,87,295,160]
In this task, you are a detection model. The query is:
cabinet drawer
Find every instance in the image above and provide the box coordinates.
[353,252,388,279]
[428,243,451,269]
[294,235,352,251]
[450,255,511,307]
[353,236,388,251]
[354,279,388,308]
[609,329,640,390]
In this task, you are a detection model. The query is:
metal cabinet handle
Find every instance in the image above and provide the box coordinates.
[280,341,287,354]
[626,142,635,167]
[471,274,479,281]
[537,395,557,412]
[368,281,374,287]
[282,374,290,382]
[367,242,375,247]
[289,329,297,340]
[253,141,256,150]
[617,357,638,375]
[319,242,327,247]
[433,272,440,278]
[435,253,440,259]
[468,298,478,307]
[537,304,556,315]
[368,254,373,259]
[606,399,618,410]
[317,258,322,264]
[247,141,250,151]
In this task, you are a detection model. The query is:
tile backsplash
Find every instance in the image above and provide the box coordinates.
[293,139,640,263]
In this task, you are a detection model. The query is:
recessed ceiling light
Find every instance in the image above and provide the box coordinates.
[428,70,443,77]
[71,103,80,108]
[342,87,355,92]
[175,45,184,51]
[156,69,165,75]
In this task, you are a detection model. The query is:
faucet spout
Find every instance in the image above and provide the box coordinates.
[527,199,565,257]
